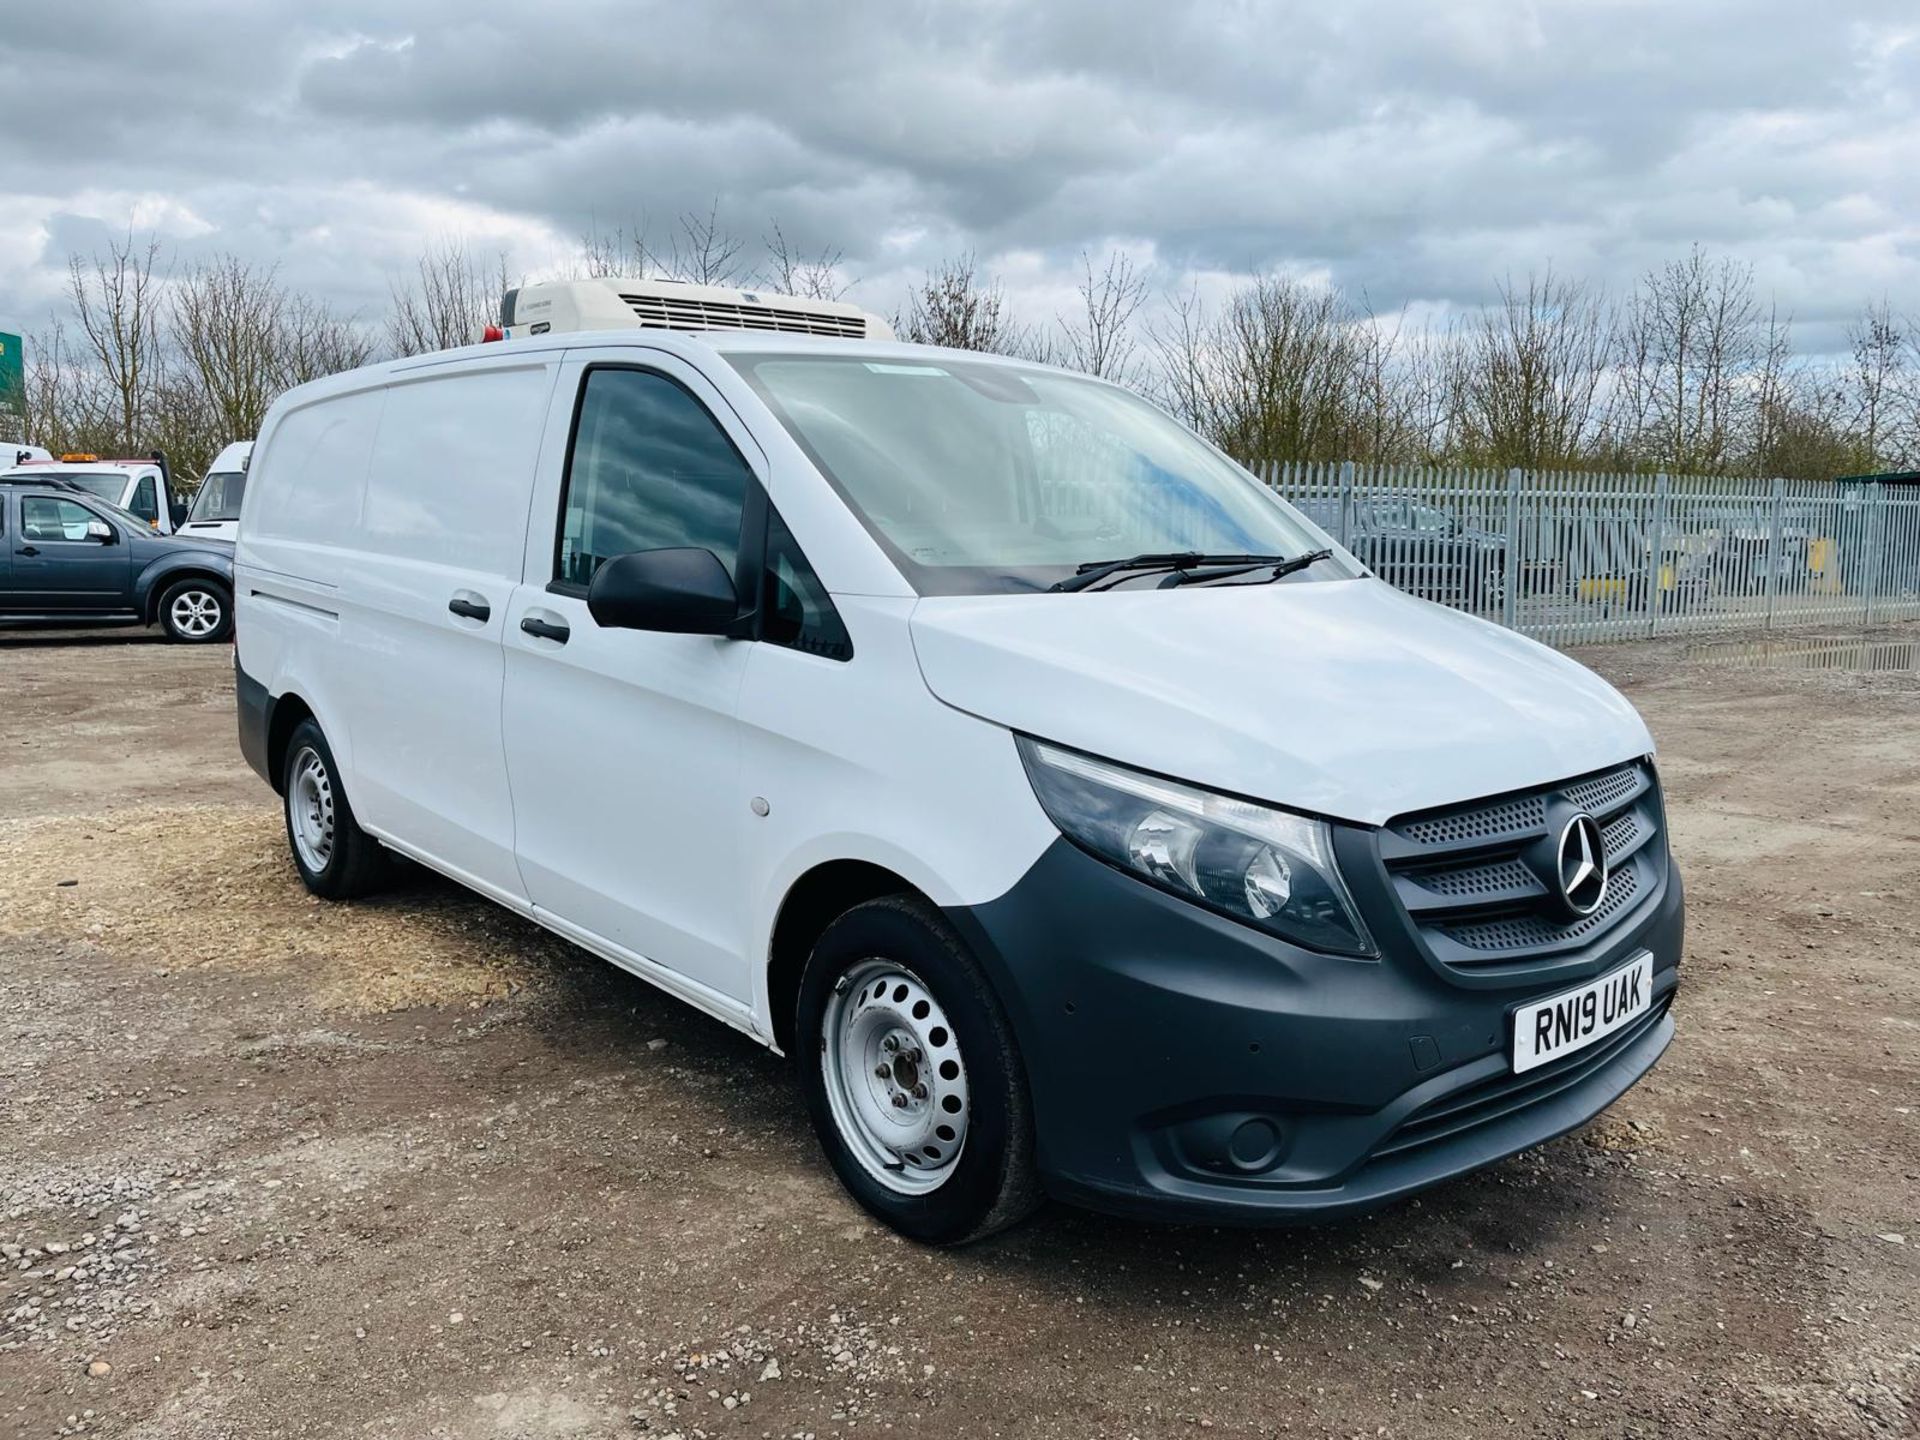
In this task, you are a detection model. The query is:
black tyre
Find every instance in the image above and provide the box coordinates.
[281,718,388,899]
[157,577,233,643]
[796,894,1041,1245]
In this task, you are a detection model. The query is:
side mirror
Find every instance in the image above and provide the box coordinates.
[85,519,116,544]
[587,547,740,636]
[169,499,188,529]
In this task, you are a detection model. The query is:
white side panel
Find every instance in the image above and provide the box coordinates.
[240,385,383,587]
[236,386,386,784]
[736,595,1057,1040]
[334,358,557,898]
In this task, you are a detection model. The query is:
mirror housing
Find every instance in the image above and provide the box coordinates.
[587,547,740,636]
[169,499,188,529]
[85,519,116,544]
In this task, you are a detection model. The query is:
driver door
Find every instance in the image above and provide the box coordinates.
[499,353,763,1003]
[9,494,131,613]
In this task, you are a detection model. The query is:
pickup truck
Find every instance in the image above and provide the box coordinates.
[0,474,234,641]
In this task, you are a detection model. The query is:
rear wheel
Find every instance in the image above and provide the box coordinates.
[796,895,1040,1245]
[158,578,233,643]
[282,718,388,899]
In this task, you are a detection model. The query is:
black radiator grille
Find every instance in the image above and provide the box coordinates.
[1381,760,1665,976]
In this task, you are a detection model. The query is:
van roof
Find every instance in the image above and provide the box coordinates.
[263,330,1087,423]
[207,440,253,472]
[411,327,1051,366]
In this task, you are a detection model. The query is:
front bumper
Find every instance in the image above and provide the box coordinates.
[944,837,1682,1225]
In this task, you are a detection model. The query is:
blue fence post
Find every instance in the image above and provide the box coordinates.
[1502,467,1523,631]
[1764,477,1786,632]
[1864,482,1884,629]
[1646,472,1670,638]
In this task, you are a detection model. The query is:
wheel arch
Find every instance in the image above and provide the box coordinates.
[264,690,318,794]
[766,859,929,1056]
[141,565,234,624]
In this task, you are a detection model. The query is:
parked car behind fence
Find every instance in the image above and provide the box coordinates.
[1256,460,1920,645]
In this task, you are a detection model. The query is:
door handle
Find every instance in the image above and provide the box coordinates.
[16,546,38,557]
[448,595,491,622]
[519,615,570,644]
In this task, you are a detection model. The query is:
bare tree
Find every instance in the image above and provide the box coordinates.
[1844,299,1910,469]
[1152,275,1364,462]
[568,219,660,281]
[1349,306,1448,464]
[1616,246,1765,472]
[761,222,848,301]
[658,202,747,286]
[1750,368,1874,482]
[67,230,166,453]
[171,255,287,442]
[15,325,99,454]
[385,241,512,357]
[276,295,376,388]
[1058,250,1147,383]
[1446,269,1615,468]
[899,254,1025,354]
[145,368,222,483]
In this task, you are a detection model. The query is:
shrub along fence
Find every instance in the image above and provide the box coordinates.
[1251,462,1920,647]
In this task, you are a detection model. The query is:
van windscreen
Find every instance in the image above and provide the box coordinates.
[188,470,247,522]
[727,354,1347,595]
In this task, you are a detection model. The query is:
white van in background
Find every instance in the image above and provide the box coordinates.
[0,453,185,533]
[234,283,1682,1244]
[179,441,253,542]
[7,443,52,465]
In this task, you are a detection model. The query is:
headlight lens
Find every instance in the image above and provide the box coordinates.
[1016,737,1376,957]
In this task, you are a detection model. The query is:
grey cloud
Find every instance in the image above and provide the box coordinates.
[0,0,1913,353]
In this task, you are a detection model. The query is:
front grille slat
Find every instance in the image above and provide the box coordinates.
[1382,761,1665,977]
[1441,863,1641,956]
[1394,857,1548,916]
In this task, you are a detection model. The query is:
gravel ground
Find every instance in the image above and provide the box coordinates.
[0,626,1915,1439]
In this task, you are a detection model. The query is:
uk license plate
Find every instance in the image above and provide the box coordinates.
[1511,952,1654,1074]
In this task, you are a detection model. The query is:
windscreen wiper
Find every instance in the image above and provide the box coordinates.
[1049,552,1293,593]
[1159,547,1335,589]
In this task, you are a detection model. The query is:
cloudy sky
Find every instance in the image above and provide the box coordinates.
[2,0,1915,355]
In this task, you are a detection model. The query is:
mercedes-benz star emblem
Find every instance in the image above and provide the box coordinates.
[1555,813,1609,917]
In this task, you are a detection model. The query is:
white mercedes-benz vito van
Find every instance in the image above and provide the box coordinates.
[234,281,1682,1243]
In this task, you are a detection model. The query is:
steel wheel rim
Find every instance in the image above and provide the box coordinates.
[821,958,970,1195]
[288,746,335,872]
[170,588,222,637]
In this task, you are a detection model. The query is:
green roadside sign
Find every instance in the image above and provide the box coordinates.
[0,331,23,421]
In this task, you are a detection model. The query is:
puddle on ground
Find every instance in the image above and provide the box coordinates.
[1687,636,1920,672]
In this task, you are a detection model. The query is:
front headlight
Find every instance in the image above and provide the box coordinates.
[1016,737,1376,958]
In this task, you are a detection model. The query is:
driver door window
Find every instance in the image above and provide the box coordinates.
[22,497,101,542]
[556,368,753,589]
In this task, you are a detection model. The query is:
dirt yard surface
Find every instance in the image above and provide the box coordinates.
[1,626,1915,1439]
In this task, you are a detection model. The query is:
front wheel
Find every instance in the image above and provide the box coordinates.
[157,578,233,643]
[796,895,1040,1245]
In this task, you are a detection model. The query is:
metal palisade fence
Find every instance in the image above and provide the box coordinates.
[1250,461,1920,647]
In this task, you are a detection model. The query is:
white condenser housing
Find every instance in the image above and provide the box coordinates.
[494,277,894,342]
